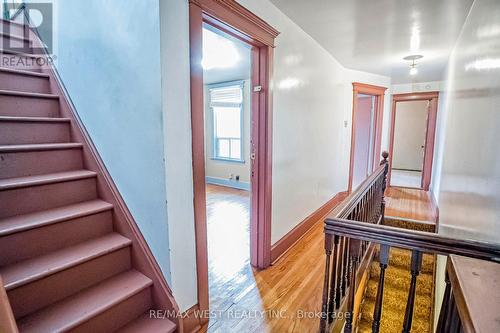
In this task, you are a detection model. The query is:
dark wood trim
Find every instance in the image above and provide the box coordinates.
[324,219,500,262]
[348,82,387,193]
[188,0,279,322]
[388,92,439,190]
[189,0,279,47]
[270,191,348,263]
[181,303,203,333]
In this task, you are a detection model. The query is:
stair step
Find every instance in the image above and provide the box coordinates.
[0,49,44,72]
[1,233,131,290]
[363,279,432,319]
[0,169,96,191]
[0,117,71,145]
[0,67,50,94]
[0,144,83,179]
[0,32,32,53]
[0,170,97,219]
[117,313,177,333]
[0,88,60,117]
[0,89,58,99]
[0,142,82,152]
[0,199,113,236]
[0,67,49,78]
[17,270,153,333]
[369,262,433,295]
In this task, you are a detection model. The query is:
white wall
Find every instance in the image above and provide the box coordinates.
[48,0,172,282]
[159,0,198,311]
[237,0,391,244]
[392,101,428,171]
[432,0,500,244]
[204,80,251,186]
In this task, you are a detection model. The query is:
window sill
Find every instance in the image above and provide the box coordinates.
[211,157,246,164]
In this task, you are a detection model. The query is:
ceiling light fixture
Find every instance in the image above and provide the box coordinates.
[404,55,423,76]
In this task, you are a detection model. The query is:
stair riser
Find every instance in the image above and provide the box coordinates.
[9,248,132,319]
[0,53,43,72]
[0,94,59,117]
[0,121,70,144]
[1,34,31,54]
[0,177,97,218]
[0,71,50,93]
[0,21,29,37]
[72,288,152,333]
[0,148,83,179]
[0,210,113,266]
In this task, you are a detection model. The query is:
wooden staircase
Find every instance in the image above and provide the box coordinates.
[0,18,178,332]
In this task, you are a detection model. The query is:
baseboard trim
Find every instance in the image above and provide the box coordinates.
[181,303,202,333]
[270,191,348,264]
[206,176,250,191]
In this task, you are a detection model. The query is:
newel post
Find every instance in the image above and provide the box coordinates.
[379,151,389,221]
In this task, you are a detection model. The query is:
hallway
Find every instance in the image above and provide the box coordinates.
[205,184,437,332]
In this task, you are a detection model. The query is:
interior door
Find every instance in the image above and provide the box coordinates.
[352,95,374,190]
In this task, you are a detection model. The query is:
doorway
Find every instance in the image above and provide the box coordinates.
[389,92,439,190]
[348,82,387,192]
[189,0,278,325]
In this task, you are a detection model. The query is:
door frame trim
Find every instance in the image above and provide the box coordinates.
[188,0,279,324]
[389,91,439,190]
[348,82,387,193]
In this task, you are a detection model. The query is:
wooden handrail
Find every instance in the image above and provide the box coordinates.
[328,152,388,221]
[324,219,500,262]
[0,275,18,333]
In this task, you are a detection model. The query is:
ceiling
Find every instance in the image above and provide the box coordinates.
[269,0,473,84]
[202,24,251,85]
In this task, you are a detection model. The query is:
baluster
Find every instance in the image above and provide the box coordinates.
[320,233,334,333]
[336,236,345,305]
[402,250,423,333]
[436,271,451,332]
[344,239,360,333]
[327,235,340,323]
[372,244,390,333]
[344,238,350,289]
[380,151,389,222]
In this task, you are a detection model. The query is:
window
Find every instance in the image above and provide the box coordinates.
[210,82,244,162]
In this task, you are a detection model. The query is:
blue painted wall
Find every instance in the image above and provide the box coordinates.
[47,0,171,281]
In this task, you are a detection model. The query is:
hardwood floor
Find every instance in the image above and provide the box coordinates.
[204,184,437,332]
[385,187,437,222]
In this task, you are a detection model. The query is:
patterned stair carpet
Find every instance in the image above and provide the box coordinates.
[358,218,436,333]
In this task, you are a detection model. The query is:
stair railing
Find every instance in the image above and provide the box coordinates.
[319,152,389,332]
[319,151,500,333]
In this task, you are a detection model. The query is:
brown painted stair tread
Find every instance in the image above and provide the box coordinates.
[0,199,113,236]
[0,67,50,77]
[0,142,83,152]
[0,170,95,190]
[0,116,70,123]
[0,233,131,290]
[117,313,177,333]
[16,270,153,333]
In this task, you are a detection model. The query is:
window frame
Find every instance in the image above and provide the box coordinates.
[209,80,245,163]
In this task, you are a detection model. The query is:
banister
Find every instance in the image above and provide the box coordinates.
[324,218,500,262]
[0,274,18,333]
[328,152,388,220]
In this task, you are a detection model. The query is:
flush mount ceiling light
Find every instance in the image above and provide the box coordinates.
[404,55,423,76]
